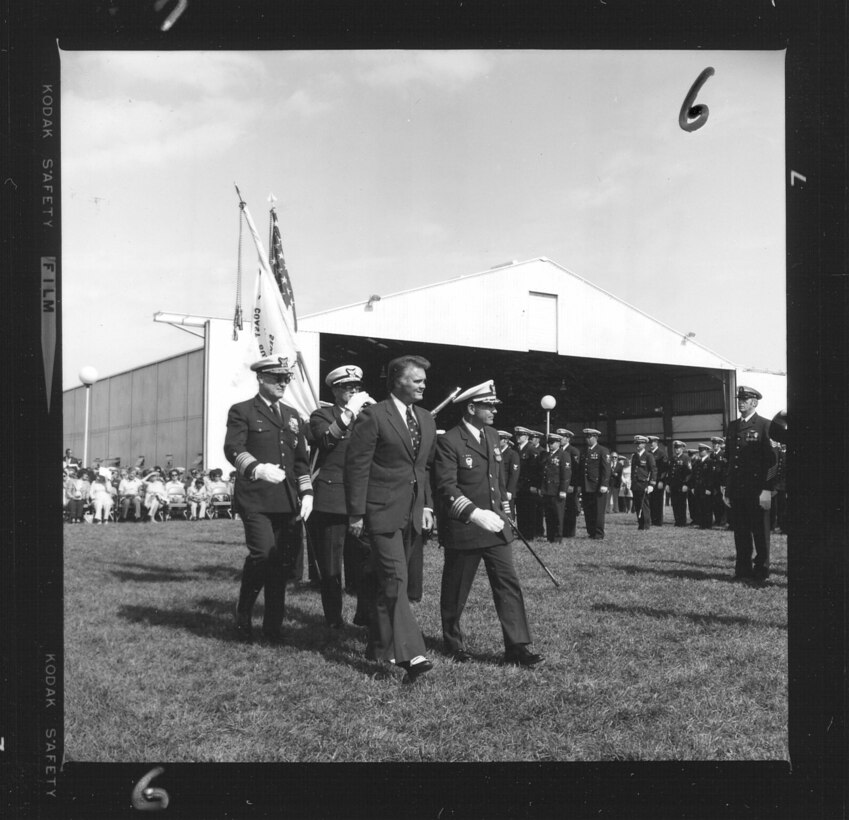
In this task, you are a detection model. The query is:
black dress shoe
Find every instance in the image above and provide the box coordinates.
[235,617,254,644]
[399,657,434,682]
[449,649,472,663]
[504,645,545,667]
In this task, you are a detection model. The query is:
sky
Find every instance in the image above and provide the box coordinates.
[60,49,786,391]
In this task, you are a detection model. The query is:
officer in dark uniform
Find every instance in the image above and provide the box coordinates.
[556,428,581,536]
[691,443,714,529]
[686,447,699,524]
[435,381,544,667]
[709,436,728,527]
[224,356,314,643]
[528,430,546,536]
[722,386,777,581]
[539,433,571,543]
[667,440,692,527]
[497,430,521,517]
[630,435,657,530]
[308,365,375,630]
[577,428,611,539]
[647,436,668,526]
[514,426,540,539]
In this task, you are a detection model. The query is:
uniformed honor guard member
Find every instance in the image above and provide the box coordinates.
[308,365,375,630]
[722,386,777,582]
[647,436,668,526]
[528,430,546,536]
[344,355,436,681]
[435,381,544,667]
[667,441,692,527]
[685,448,699,524]
[224,357,314,644]
[691,443,714,529]
[539,433,570,543]
[578,428,612,539]
[630,435,657,530]
[498,430,521,517]
[514,426,541,539]
[709,436,728,527]
[556,428,581,537]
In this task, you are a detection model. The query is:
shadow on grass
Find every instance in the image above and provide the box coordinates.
[592,601,787,630]
[580,561,788,588]
[108,561,240,583]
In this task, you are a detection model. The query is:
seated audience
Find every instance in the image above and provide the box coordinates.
[187,478,209,520]
[118,468,145,521]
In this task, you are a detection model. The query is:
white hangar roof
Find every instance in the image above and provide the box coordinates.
[299,257,738,371]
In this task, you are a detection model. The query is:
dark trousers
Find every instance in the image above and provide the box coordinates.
[542,495,565,542]
[582,490,608,538]
[633,485,652,530]
[237,511,301,632]
[694,490,713,528]
[440,543,532,653]
[368,522,427,663]
[649,485,664,525]
[562,491,578,537]
[515,492,539,539]
[670,489,688,526]
[607,486,620,513]
[729,496,771,579]
[713,492,727,527]
[407,532,424,602]
[687,491,696,523]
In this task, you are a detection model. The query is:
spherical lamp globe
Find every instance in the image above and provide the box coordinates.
[79,366,99,386]
[540,395,556,411]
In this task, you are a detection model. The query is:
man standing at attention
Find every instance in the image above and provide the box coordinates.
[647,435,668,526]
[723,386,777,582]
[578,428,611,539]
[224,357,314,644]
[345,355,436,682]
[630,435,657,531]
[667,441,692,527]
[556,428,581,537]
[497,429,521,517]
[435,381,544,667]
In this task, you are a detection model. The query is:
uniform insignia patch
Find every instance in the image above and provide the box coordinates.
[464,455,473,469]
[289,417,299,433]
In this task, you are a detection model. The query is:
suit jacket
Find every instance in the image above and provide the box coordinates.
[539,447,571,495]
[578,443,612,491]
[309,404,354,515]
[724,413,776,498]
[434,423,513,550]
[500,445,521,497]
[224,395,312,514]
[344,397,436,534]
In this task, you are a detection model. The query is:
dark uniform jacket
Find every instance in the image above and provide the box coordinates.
[630,450,657,490]
[563,444,581,490]
[344,397,435,534]
[724,413,777,498]
[434,423,513,551]
[539,447,571,495]
[500,445,521,497]
[516,443,539,494]
[578,443,612,491]
[667,453,692,490]
[691,455,711,490]
[224,396,313,514]
[309,404,354,515]
[709,450,728,494]
[649,445,669,485]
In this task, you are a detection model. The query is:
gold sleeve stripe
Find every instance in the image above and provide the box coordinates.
[450,496,472,517]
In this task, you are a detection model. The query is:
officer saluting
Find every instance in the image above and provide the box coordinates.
[224,356,314,643]
[723,386,777,582]
[435,381,544,667]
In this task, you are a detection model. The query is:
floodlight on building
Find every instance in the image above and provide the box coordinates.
[365,295,381,312]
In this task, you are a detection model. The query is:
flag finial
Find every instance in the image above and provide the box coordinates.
[267,193,277,208]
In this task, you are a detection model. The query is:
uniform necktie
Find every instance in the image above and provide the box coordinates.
[406,405,421,455]
[271,402,282,424]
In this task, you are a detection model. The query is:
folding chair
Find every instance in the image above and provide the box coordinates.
[167,493,189,520]
[207,493,233,519]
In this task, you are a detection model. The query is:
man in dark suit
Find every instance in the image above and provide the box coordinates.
[345,354,436,681]
[630,435,657,530]
[556,429,581,537]
[224,356,314,644]
[435,381,544,667]
[513,426,540,539]
[497,430,521,517]
[667,440,692,527]
[538,433,570,544]
[647,436,668,526]
[578,428,612,539]
[722,386,777,582]
[308,365,375,631]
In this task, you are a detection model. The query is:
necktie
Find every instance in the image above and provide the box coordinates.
[271,402,282,424]
[406,405,421,455]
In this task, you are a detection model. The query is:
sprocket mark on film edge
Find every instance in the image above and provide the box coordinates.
[679,67,715,132]
[131,767,169,811]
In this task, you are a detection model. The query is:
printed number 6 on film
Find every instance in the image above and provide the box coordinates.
[679,67,715,132]
[131,766,169,811]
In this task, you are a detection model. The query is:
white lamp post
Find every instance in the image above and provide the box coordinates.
[79,366,98,469]
[540,395,556,444]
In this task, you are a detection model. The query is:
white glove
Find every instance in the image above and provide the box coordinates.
[646,486,654,494]
[681,485,688,493]
[254,463,285,484]
[469,508,505,533]
[298,494,313,521]
[345,391,375,418]
[758,490,772,510]
[657,481,664,490]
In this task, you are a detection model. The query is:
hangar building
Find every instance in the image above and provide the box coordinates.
[63,257,786,471]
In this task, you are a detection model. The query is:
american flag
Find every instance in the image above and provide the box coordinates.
[269,209,297,332]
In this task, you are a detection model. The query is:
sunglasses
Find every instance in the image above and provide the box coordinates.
[263,373,293,384]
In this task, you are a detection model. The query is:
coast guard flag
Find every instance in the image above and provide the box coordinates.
[240,201,317,420]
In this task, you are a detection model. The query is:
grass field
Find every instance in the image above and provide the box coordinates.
[64,511,787,762]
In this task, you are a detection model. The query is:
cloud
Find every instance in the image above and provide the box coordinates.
[356,51,493,89]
